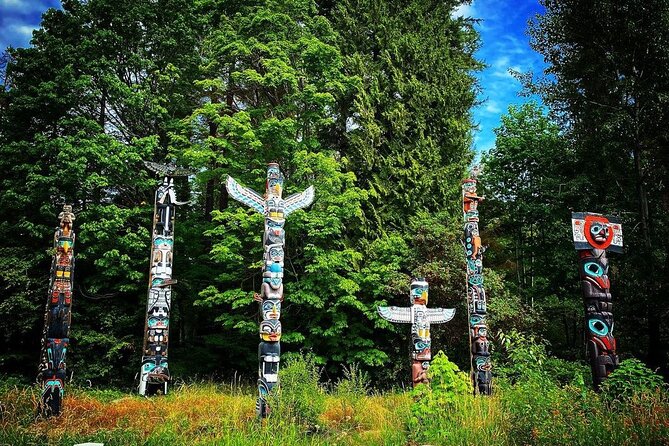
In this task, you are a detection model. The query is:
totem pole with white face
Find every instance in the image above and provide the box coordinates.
[378,279,455,386]
[462,168,492,395]
[571,212,623,390]
[139,162,189,396]
[38,205,75,416]
[226,163,314,418]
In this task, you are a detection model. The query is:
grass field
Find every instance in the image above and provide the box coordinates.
[1,356,668,446]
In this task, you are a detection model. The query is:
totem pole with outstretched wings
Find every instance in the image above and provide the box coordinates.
[226,163,314,417]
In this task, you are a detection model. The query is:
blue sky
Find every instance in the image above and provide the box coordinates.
[455,0,547,153]
[0,0,546,154]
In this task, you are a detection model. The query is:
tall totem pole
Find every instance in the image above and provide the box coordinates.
[227,163,314,418]
[462,168,492,395]
[378,279,455,386]
[138,162,189,396]
[39,204,76,416]
[571,212,623,389]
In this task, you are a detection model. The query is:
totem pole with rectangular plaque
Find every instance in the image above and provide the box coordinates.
[571,212,623,390]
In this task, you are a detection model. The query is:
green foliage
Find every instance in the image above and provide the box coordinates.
[527,0,669,372]
[496,329,551,384]
[272,353,326,428]
[480,103,579,355]
[333,0,480,233]
[1,0,666,402]
[334,363,370,399]
[2,380,669,445]
[601,359,666,401]
[410,351,471,441]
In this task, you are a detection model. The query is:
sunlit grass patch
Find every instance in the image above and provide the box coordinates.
[1,357,667,446]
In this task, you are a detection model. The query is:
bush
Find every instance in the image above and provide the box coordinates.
[496,329,551,385]
[334,363,370,399]
[601,358,666,401]
[270,353,325,429]
[409,352,471,438]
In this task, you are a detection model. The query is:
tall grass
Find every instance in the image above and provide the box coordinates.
[1,356,667,446]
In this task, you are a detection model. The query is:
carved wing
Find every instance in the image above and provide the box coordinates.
[378,306,412,323]
[283,186,315,217]
[425,308,456,324]
[226,176,265,214]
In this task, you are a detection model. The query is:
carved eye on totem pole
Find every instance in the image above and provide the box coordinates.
[589,221,610,244]
[267,244,284,263]
[414,339,431,352]
[588,316,611,337]
[265,219,285,244]
[266,198,285,220]
[475,356,492,371]
[588,317,616,354]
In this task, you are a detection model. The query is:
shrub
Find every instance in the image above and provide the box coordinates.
[334,363,370,399]
[270,353,325,429]
[409,352,471,437]
[496,329,550,385]
[601,358,666,401]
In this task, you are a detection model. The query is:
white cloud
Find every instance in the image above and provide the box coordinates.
[484,101,502,114]
[0,0,47,11]
[0,0,24,7]
[492,56,510,68]
[452,3,476,18]
[13,24,35,37]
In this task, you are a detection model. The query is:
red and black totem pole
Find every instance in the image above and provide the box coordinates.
[38,205,76,416]
[571,212,623,389]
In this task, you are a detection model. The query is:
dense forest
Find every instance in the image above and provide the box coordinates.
[0,0,667,394]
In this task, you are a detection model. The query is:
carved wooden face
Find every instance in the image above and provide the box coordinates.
[266,164,284,198]
[262,300,281,320]
[584,215,613,249]
[410,280,428,305]
[260,320,282,342]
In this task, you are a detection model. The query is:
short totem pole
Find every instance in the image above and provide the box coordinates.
[38,205,76,416]
[462,169,492,395]
[226,163,314,417]
[378,279,455,386]
[138,162,189,396]
[571,212,623,390]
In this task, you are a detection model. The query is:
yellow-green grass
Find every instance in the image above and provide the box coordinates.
[1,383,668,446]
[0,384,410,446]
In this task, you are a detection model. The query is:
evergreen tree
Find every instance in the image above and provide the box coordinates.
[329,0,482,373]
[528,0,669,374]
[481,102,581,356]
[332,0,482,233]
[0,0,203,384]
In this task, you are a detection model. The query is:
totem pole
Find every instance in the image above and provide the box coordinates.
[377,279,455,386]
[226,163,314,418]
[571,212,623,390]
[138,162,189,396]
[38,204,76,416]
[462,168,492,395]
